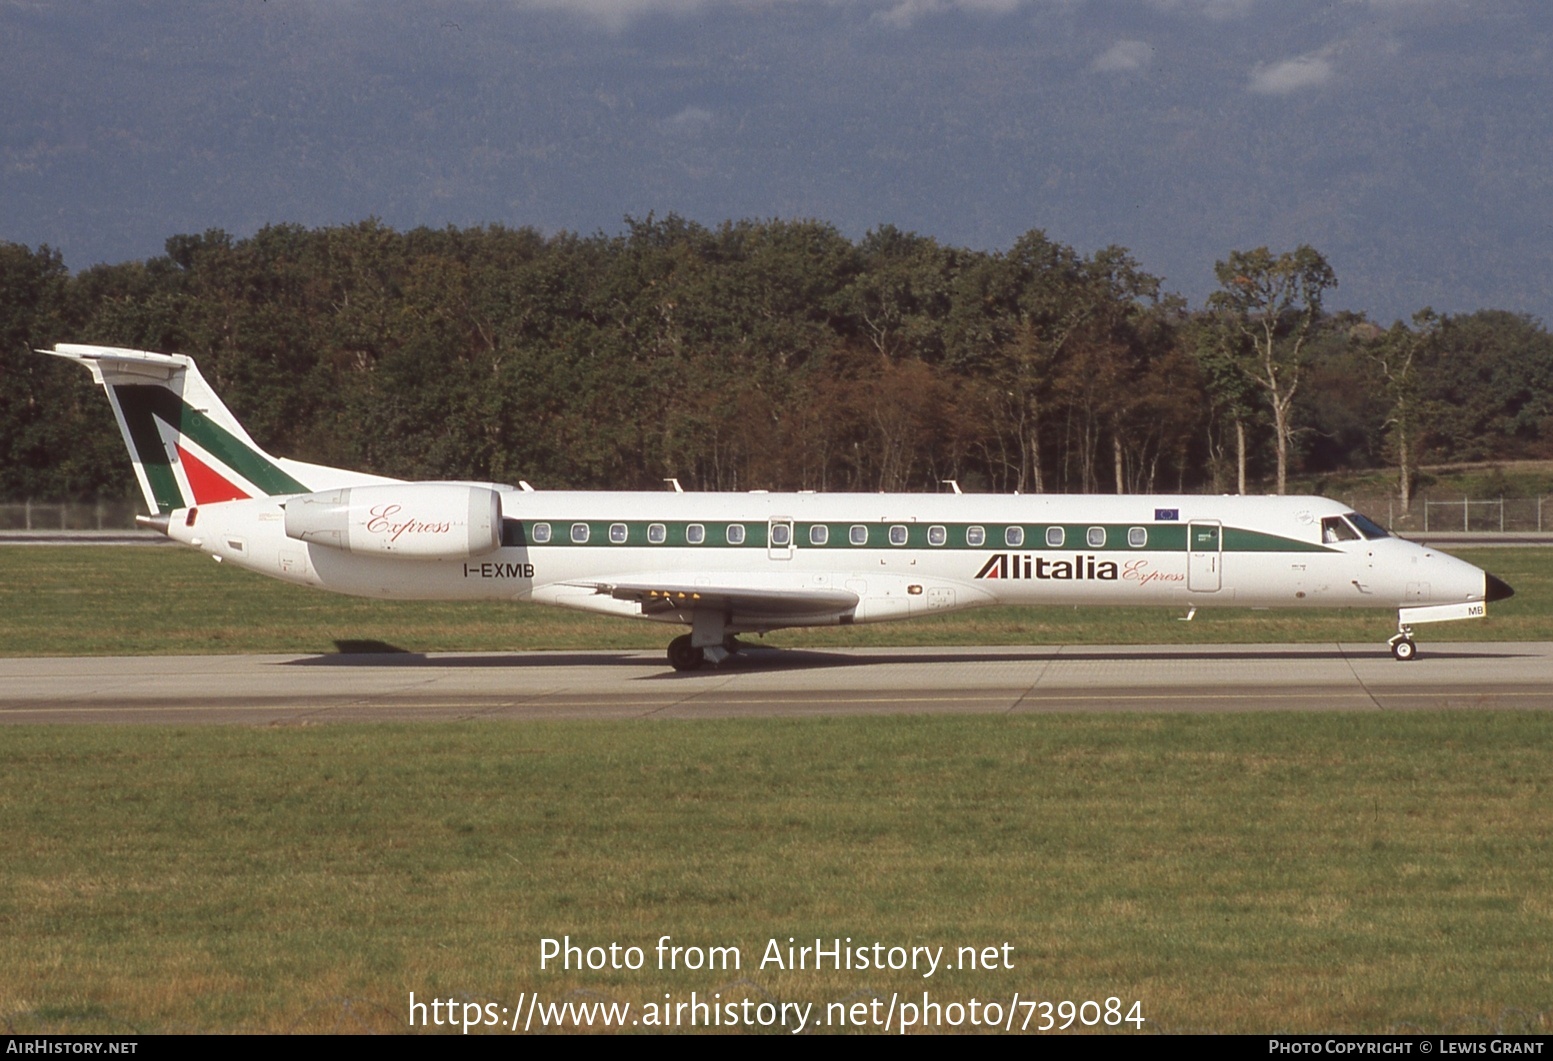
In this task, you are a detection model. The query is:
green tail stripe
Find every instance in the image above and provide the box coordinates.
[114,385,308,511]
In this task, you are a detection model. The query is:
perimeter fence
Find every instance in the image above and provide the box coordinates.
[0,500,145,531]
[1333,495,1549,534]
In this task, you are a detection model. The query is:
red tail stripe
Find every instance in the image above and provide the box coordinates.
[176,444,251,504]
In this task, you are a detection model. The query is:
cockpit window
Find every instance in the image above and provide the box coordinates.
[1345,512,1390,540]
[1320,516,1361,543]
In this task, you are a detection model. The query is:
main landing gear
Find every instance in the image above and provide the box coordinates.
[1388,626,1418,662]
[667,634,704,672]
[666,633,744,672]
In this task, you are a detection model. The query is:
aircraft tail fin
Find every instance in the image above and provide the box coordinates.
[44,344,394,514]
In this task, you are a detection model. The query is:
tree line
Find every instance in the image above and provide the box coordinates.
[2,217,1550,505]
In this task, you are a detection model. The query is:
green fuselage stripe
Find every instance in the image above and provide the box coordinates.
[503,520,1335,553]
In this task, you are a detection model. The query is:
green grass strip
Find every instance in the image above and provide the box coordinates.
[1,714,1550,1033]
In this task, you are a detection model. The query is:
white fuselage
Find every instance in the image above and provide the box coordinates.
[165,490,1492,633]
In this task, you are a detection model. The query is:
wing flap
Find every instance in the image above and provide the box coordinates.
[565,580,859,622]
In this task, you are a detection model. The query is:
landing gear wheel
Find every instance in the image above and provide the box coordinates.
[1391,638,1417,662]
[667,634,705,672]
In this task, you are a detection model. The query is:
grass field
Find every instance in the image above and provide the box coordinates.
[2,715,1551,1035]
[1291,459,1553,499]
[0,545,1548,656]
[2,546,1549,1035]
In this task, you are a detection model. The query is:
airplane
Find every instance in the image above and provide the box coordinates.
[45,343,1514,670]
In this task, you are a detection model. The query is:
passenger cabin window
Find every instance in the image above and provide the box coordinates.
[966,526,986,547]
[928,525,947,547]
[570,523,590,544]
[809,524,829,546]
[686,523,705,545]
[770,523,791,547]
[726,524,746,545]
[1046,526,1065,548]
[1087,526,1106,548]
[849,525,869,546]
[1321,516,1361,543]
[1005,526,1025,548]
[1127,526,1147,548]
[609,523,628,544]
[648,523,667,544]
[532,522,552,544]
[1346,512,1391,540]
[889,525,908,546]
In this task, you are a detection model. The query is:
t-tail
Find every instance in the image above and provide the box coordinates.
[43,344,396,522]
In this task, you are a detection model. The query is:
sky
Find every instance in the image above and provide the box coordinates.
[4,0,1551,324]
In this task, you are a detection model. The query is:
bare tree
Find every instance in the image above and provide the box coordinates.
[1368,309,1437,516]
[1207,246,1336,494]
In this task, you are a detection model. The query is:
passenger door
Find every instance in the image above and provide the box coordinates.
[1188,521,1222,592]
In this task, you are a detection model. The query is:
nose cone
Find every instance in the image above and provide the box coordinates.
[1485,573,1515,603]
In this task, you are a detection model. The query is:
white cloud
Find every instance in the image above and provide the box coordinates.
[1351,0,1464,8]
[872,0,1024,29]
[1249,53,1335,94]
[515,0,1026,31]
[1091,39,1153,74]
[873,0,939,27]
[517,0,713,32]
[1143,0,1254,20]
[519,0,1032,32]
[661,105,716,134]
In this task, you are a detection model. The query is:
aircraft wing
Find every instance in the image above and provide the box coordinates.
[564,580,860,624]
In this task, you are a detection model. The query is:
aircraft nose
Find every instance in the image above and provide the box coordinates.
[1485,573,1515,603]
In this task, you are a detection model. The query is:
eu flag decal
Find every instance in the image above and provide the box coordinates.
[1154,508,1179,521]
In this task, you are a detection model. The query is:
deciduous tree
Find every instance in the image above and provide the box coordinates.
[1207,245,1336,494]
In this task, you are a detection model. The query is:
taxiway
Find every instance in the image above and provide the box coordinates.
[1,642,1549,724]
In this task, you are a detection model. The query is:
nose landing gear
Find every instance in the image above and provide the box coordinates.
[1388,618,1419,661]
[1388,631,1417,661]
[1390,595,1503,662]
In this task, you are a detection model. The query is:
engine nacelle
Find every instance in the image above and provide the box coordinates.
[283,484,502,560]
